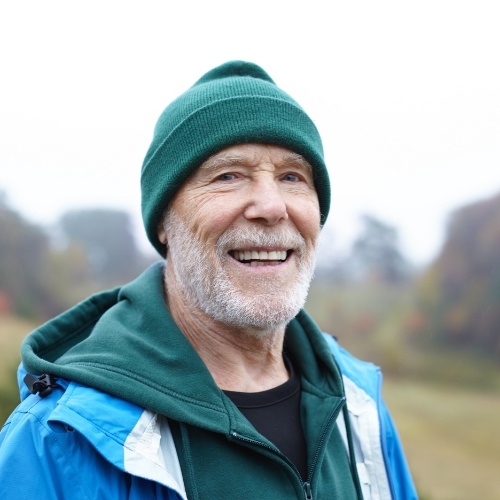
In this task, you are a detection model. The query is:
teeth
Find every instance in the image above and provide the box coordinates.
[233,250,287,262]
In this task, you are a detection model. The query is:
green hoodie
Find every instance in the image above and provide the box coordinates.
[22,263,362,499]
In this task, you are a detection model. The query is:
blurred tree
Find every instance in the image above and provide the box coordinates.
[38,244,95,317]
[0,194,51,318]
[348,214,411,284]
[59,208,144,284]
[0,197,154,319]
[416,192,500,355]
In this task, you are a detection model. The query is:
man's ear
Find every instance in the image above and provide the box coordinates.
[157,223,167,244]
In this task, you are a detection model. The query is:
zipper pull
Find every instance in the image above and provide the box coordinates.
[303,481,313,500]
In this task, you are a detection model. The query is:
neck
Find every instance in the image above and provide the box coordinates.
[164,264,289,392]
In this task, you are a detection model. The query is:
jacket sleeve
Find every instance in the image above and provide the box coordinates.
[0,395,93,500]
[378,398,418,499]
[1,386,184,500]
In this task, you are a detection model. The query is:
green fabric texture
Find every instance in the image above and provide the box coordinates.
[21,263,361,498]
[141,60,331,256]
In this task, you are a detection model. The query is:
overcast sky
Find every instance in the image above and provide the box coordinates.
[1,1,499,265]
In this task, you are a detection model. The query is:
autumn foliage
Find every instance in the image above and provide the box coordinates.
[416,192,500,356]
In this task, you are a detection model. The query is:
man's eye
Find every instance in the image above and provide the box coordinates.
[283,173,300,182]
[217,173,236,181]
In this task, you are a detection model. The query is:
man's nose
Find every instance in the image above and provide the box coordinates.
[243,179,289,225]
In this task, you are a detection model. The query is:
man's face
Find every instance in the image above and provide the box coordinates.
[162,143,321,334]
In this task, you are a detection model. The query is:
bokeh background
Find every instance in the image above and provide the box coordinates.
[1,2,500,498]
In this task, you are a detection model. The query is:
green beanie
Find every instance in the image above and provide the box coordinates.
[141,60,330,256]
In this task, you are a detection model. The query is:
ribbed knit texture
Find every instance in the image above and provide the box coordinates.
[141,60,331,256]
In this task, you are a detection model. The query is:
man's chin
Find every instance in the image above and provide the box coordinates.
[205,293,303,332]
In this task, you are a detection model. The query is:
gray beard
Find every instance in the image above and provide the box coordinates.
[163,211,317,336]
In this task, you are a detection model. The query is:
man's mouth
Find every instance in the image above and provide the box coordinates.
[229,249,290,266]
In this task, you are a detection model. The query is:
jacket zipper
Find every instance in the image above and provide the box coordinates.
[303,396,346,499]
[303,481,313,499]
[230,431,312,498]
[230,396,346,500]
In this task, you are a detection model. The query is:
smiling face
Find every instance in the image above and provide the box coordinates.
[161,143,321,334]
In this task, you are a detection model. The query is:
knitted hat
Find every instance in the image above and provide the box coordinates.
[141,60,330,256]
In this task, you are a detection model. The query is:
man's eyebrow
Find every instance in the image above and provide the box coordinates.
[200,152,313,173]
[280,153,313,173]
[200,154,247,171]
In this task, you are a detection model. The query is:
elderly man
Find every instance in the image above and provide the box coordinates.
[0,61,416,499]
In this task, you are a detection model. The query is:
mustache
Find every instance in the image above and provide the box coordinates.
[216,225,306,254]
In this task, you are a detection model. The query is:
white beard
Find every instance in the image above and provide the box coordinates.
[163,211,317,336]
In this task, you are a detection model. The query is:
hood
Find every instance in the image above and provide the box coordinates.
[22,262,345,431]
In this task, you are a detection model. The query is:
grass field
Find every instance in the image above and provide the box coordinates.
[1,315,500,498]
[383,377,500,499]
[0,315,36,381]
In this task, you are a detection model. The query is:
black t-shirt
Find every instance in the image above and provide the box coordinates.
[224,357,308,480]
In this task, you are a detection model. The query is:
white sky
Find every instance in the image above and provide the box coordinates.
[1,1,499,265]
